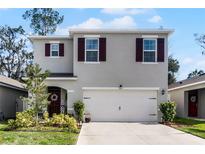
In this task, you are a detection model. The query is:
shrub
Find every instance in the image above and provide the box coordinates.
[43,111,50,126]
[159,101,176,123]
[73,100,85,122]
[64,115,78,132]
[48,114,78,132]
[15,109,36,128]
[50,114,66,127]
[7,109,36,129]
[7,119,16,129]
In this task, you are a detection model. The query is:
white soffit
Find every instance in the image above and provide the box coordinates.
[83,35,101,38]
[142,35,159,38]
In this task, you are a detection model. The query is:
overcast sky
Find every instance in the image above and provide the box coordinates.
[0,8,204,80]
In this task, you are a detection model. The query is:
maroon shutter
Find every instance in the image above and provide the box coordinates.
[78,38,85,61]
[45,43,50,57]
[136,38,143,62]
[99,38,106,61]
[157,38,165,62]
[59,43,64,57]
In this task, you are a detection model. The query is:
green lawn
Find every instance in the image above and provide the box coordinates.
[171,117,205,139]
[0,122,79,145]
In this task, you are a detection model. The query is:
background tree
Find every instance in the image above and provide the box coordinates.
[195,33,205,55]
[21,64,50,122]
[168,55,180,85]
[187,69,204,79]
[23,8,64,35]
[0,25,33,80]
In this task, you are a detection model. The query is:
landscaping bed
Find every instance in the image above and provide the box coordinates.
[0,121,79,145]
[168,117,205,139]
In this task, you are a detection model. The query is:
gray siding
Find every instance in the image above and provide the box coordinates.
[169,83,205,118]
[0,86,27,119]
[34,32,170,121]
[33,39,73,73]
[73,33,168,87]
[198,89,205,118]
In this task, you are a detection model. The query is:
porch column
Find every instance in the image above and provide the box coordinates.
[66,89,75,115]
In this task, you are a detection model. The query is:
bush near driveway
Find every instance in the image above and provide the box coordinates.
[159,101,176,123]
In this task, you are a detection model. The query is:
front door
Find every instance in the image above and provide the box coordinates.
[188,90,198,117]
[48,87,61,117]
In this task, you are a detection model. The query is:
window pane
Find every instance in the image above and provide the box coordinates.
[51,44,59,51]
[52,51,58,56]
[144,40,156,51]
[144,51,155,62]
[86,39,98,50]
[86,51,98,62]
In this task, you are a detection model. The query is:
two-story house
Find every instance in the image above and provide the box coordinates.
[29,28,173,122]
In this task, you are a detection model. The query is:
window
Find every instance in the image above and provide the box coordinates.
[85,38,99,62]
[51,44,59,57]
[143,39,157,62]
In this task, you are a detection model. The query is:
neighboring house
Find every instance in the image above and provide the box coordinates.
[29,28,173,122]
[168,74,205,119]
[0,75,27,119]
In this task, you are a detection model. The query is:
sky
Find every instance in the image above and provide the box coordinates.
[0,8,205,81]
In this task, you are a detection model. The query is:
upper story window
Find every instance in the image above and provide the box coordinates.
[51,43,59,57]
[143,39,157,62]
[85,38,99,62]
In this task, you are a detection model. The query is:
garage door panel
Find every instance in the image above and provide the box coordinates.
[83,90,158,122]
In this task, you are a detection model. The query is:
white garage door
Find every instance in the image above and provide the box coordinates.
[83,89,158,122]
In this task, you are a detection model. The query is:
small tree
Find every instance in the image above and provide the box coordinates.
[21,63,50,122]
[73,101,85,122]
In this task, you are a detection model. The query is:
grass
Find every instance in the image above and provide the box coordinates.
[171,117,205,139]
[0,121,79,145]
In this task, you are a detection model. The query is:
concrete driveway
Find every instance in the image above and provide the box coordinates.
[77,122,205,145]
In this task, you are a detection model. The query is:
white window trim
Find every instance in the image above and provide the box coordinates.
[143,38,157,63]
[50,43,59,57]
[84,35,100,38]
[85,37,99,63]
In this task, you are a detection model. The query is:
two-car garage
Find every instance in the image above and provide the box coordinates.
[83,88,158,122]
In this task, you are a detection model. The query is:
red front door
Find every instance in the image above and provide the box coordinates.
[188,90,198,117]
[48,87,61,117]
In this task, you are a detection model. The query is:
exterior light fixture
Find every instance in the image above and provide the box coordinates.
[161,89,165,95]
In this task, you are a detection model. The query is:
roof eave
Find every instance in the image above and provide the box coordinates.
[28,35,72,42]
[69,28,174,36]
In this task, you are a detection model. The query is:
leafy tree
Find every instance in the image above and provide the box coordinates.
[22,8,64,35]
[195,33,205,55]
[21,64,50,122]
[168,55,180,85]
[187,69,204,79]
[0,25,33,80]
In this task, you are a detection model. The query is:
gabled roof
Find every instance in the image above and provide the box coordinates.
[168,74,205,91]
[0,75,26,91]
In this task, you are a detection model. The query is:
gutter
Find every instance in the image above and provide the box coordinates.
[168,80,205,91]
